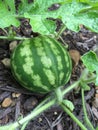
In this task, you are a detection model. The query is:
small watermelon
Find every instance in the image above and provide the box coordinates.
[11,35,72,94]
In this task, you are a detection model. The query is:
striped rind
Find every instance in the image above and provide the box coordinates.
[11,35,72,94]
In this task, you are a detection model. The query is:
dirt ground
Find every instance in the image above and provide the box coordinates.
[0,1,98,130]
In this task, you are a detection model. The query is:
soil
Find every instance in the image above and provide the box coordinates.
[0,1,98,130]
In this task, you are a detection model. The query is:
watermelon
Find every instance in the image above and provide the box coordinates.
[11,35,72,94]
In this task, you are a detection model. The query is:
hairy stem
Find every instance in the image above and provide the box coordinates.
[61,103,87,130]
[81,89,95,130]
[56,24,66,39]
[13,98,56,129]
[0,36,30,40]
[83,76,96,84]
[55,87,63,103]
[63,80,80,95]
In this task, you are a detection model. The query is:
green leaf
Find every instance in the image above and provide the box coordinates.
[4,0,15,12]
[24,13,56,34]
[24,0,98,34]
[23,0,64,34]
[81,51,98,85]
[96,127,98,130]
[0,0,20,28]
[48,1,98,32]
[18,0,34,14]
[62,99,74,111]
[0,0,98,35]
[33,0,65,11]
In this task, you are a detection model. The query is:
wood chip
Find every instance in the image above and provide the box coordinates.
[12,93,21,98]
[92,106,98,119]
[2,98,12,108]
[1,58,10,68]
[0,115,9,124]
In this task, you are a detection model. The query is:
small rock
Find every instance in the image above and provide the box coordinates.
[1,58,10,68]
[54,111,58,115]
[38,117,42,122]
[2,98,12,108]
[9,41,17,52]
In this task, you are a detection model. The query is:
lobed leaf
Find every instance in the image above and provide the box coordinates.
[46,1,98,32]
[0,0,98,35]
[81,51,98,85]
[18,0,34,14]
[24,0,98,34]
[24,13,56,35]
[0,0,20,28]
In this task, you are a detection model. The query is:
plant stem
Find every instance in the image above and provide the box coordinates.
[0,36,30,40]
[13,98,56,129]
[63,80,80,95]
[81,89,95,130]
[21,121,29,130]
[55,87,63,103]
[61,103,87,130]
[83,76,96,84]
[56,24,66,39]
[0,80,86,130]
[80,68,96,84]
[33,94,53,111]
[16,81,80,128]
[59,36,68,47]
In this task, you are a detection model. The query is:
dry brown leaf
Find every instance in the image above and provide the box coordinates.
[69,49,80,66]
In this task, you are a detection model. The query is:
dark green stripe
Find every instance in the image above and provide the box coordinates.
[30,37,54,91]
[45,36,71,86]
[41,36,59,87]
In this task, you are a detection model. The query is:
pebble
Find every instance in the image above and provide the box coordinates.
[38,117,42,122]
[9,41,17,52]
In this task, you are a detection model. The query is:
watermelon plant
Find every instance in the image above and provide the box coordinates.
[0,0,98,130]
